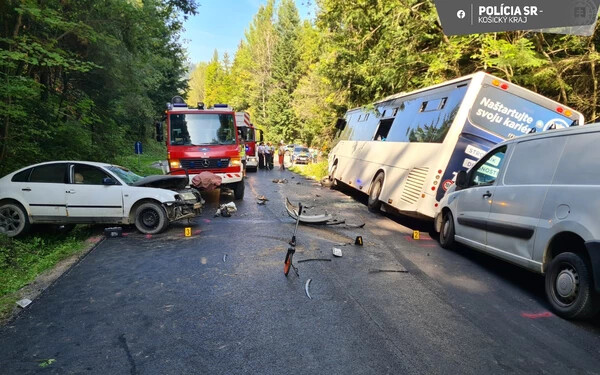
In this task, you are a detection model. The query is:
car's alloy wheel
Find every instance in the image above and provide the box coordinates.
[0,203,29,237]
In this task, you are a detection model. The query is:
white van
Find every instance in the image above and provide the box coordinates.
[434,124,600,319]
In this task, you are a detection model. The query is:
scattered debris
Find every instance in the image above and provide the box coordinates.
[298,258,332,263]
[368,269,409,273]
[354,236,363,246]
[104,227,123,238]
[332,247,343,257]
[223,254,228,262]
[16,298,32,308]
[315,194,321,197]
[272,179,288,184]
[305,279,312,299]
[285,197,333,224]
[257,200,266,205]
[215,202,237,217]
[296,182,301,185]
[257,195,269,201]
[37,359,56,368]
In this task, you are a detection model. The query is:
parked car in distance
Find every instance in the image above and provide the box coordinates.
[0,161,203,237]
[292,147,311,165]
[434,124,600,319]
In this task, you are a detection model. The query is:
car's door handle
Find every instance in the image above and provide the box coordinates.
[482,191,492,198]
[21,188,31,192]
[66,190,76,194]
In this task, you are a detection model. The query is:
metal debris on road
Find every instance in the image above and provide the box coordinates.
[16,298,32,308]
[223,254,228,262]
[332,247,343,257]
[272,179,288,184]
[368,269,409,273]
[298,258,332,263]
[257,195,269,201]
[305,279,312,299]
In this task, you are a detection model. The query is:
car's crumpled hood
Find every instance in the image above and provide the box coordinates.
[132,175,188,190]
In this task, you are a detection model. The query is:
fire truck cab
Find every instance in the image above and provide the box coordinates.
[159,97,245,199]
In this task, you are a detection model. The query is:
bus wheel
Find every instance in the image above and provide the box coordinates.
[367,173,384,212]
[329,164,338,190]
[233,180,245,200]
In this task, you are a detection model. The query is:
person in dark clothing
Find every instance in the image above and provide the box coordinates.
[258,142,265,169]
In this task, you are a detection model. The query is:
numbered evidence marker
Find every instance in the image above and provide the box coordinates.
[412,230,420,240]
[185,227,192,237]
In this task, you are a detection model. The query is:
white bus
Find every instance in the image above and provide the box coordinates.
[328,72,584,219]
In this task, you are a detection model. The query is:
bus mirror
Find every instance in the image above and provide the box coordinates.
[155,122,163,142]
[455,170,468,189]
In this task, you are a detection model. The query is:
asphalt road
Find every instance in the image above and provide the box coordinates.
[1,167,600,374]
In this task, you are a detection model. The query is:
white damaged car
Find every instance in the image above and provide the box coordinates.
[0,161,203,237]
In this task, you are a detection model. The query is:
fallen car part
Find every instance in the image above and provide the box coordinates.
[332,247,343,257]
[273,179,288,184]
[104,227,123,238]
[257,200,266,205]
[368,269,409,273]
[16,298,32,308]
[285,197,333,224]
[257,195,269,201]
[297,258,332,263]
[305,279,312,299]
[284,201,302,277]
[223,254,227,262]
[215,202,237,217]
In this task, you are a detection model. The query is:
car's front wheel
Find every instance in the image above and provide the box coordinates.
[135,202,168,234]
[439,211,456,249]
[0,202,30,237]
[545,252,600,319]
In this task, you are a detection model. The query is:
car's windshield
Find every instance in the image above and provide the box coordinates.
[295,147,309,153]
[170,113,236,146]
[107,166,143,185]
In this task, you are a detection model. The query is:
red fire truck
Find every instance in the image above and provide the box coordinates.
[157,97,245,199]
[235,112,263,172]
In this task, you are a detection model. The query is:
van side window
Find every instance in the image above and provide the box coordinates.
[554,132,600,185]
[469,146,507,187]
[504,137,567,186]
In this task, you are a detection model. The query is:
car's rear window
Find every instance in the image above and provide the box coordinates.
[29,163,67,183]
[11,168,33,182]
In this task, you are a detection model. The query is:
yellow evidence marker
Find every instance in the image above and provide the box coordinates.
[185,227,192,237]
[412,230,420,240]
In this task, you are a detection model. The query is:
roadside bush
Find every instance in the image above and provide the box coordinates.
[289,160,329,181]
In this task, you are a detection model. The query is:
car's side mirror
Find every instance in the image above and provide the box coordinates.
[102,177,117,185]
[155,121,164,142]
[455,170,468,189]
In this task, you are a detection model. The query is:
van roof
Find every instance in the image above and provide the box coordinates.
[494,123,600,147]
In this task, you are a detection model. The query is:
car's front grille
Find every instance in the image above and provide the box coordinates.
[180,158,229,169]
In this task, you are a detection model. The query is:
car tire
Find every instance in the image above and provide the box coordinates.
[545,252,600,319]
[439,211,455,249]
[233,180,245,200]
[367,173,384,213]
[0,202,30,237]
[135,202,168,235]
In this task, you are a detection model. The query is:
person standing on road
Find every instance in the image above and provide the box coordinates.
[278,141,286,170]
[265,142,273,170]
[258,142,265,170]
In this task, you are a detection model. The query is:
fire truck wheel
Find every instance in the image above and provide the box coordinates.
[135,202,168,234]
[233,181,245,200]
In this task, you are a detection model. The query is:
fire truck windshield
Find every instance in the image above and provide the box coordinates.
[169,113,236,146]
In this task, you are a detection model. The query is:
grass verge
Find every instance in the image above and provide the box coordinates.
[113,141,167,176]
[289,160,329,181]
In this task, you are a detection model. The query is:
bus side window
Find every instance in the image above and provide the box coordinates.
[374,119,393,141]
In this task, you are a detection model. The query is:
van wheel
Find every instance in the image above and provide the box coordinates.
[545,252,600,319]
[135,202,168,234]
[0,202,30,237]
[233,181,245,200]
[439,211,455,249]
[367,173,384,213]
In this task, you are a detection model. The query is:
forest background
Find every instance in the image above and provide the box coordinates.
[2,0,600,175]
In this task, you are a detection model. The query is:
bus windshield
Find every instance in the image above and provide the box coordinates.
[170,113,236,146]
[469,85,574,139]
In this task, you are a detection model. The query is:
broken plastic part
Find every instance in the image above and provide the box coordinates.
[285,197,333,224]
[332,247,343,257]
[305,279,312,299]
